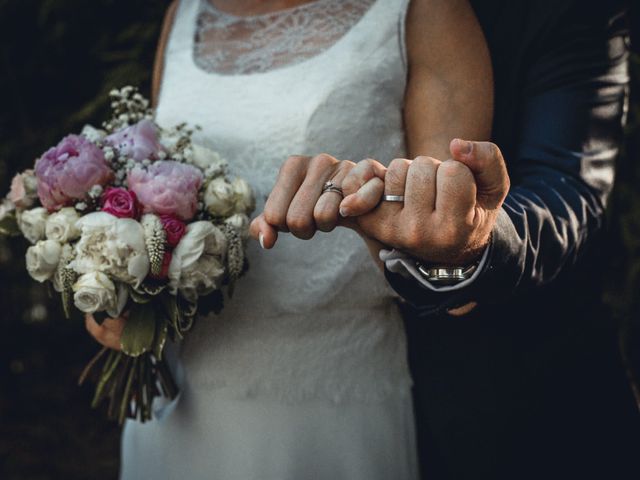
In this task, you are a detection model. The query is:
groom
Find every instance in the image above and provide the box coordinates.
[257,0,640,478]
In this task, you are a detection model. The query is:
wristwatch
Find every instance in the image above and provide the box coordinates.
[415,262,479,286]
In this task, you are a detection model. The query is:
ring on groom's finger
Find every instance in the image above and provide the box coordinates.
[382,194,405,202]
[321,180,344,198]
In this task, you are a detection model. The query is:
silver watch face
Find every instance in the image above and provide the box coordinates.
[416,265,476,285]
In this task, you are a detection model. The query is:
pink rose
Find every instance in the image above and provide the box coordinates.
[9,170,37,209]
[101,188,139,219]
[105,119,163,161]
[127,161,203,221]
[160,215,187,248]
[35,135,113,211]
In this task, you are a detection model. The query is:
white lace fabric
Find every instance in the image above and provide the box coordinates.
[194,0,377,75]
[155,0,411,403]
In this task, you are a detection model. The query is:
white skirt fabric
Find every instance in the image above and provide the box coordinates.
[121,384,419,480]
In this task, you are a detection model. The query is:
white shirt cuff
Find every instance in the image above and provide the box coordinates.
[379,246,489,292]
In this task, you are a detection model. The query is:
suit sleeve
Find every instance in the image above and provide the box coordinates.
[385,2,630,314]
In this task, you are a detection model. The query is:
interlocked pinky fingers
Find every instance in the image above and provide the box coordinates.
[339,177,385,217]
[341,158,387,197]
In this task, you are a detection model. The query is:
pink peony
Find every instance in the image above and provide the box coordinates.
[35,135,113,211]
[101,187,139,219]
[104,119,163,161]
[160,215,187,247]
[127,161,203,221]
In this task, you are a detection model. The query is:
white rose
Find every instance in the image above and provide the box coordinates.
[168,221,227,302]
[18,207,48,244]
[232,178,256,214]
[26,240,62,282]
[73,271,121,315]
[224,213,250,240]
[71,212,150,287]
[45,207,81,243]
[190,144,224,172]
[204,177,236,217]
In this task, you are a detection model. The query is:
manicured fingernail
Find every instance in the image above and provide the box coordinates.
[340,207,350,217]
[259,232,265,249]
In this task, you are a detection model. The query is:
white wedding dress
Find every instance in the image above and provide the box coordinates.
[121,0,418,478]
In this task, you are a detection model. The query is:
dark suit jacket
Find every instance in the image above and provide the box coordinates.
[387,1,640,478]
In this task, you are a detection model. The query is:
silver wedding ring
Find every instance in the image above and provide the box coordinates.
[322,180,344,198]
[382,194,405,203]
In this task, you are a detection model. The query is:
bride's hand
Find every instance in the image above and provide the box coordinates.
[85,312,127,351]
[251,154,383,248]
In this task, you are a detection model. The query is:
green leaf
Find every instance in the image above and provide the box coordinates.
[159,293,182,339]
[142,283,166,296]
[61,288,73,320]
[153,318,168,359]
[129,287,152,304]
[0,212,21,237]
[120,302,156,357]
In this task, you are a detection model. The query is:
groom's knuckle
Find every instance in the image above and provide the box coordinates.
[412,155,438,168]
[439,159,471,179]
[487,142,501,159]
[386,159,409,185]
[388,157,409,172]
[385,168,403,188]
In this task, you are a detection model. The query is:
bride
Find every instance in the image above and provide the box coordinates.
[85,0,492,478]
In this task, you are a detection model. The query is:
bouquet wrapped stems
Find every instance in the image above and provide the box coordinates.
[80,348,178,424]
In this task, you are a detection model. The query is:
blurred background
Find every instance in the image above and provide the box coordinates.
[0,1,638,479]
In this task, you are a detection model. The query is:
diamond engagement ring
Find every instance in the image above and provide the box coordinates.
[382,194,405,202]
[322,180,344,198]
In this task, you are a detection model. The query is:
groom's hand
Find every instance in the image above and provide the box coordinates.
[342,139,510,265]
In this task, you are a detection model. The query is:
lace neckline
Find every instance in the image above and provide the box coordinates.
[193,0,378,75]
[203,0,328,20]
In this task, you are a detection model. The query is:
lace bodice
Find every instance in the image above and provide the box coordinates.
[155,0,412,403]
[194,0,377,75]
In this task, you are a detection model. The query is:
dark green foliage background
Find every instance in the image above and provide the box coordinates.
[0,1,638,479]
[0,1,169,478]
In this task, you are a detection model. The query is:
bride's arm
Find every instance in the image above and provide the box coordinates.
[151,0,179,108]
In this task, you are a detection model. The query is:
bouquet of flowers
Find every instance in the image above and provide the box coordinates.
[0,86,254,423]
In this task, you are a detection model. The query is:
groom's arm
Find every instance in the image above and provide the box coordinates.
[385,1,630,314]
